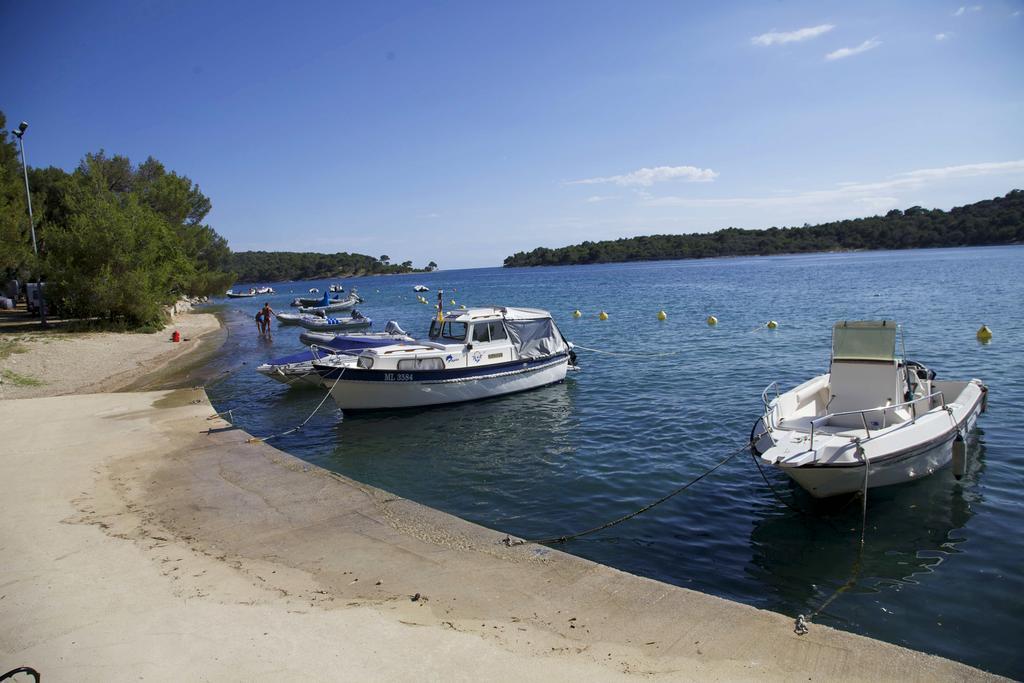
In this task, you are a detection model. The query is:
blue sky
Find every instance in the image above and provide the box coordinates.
[2,1,1022,269]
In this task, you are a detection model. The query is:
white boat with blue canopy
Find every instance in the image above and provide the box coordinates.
[311,306,576,410]
[752,320,987,498]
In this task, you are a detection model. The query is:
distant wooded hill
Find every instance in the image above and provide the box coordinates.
[503,190,1024,267]
[230,251,433,283]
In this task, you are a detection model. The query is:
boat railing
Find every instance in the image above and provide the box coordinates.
[808,389,947,452]
[760,381,781,428]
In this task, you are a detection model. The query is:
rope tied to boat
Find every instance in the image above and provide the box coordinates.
[501,436,759,547]
[245,368,345,444]
[794,439,870,635]
[570,344,683,358]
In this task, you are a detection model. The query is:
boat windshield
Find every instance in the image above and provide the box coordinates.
[429,320,468,341]
[832,320,897,362]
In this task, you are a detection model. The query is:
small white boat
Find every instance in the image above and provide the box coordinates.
[299,294,361,314]
[255,286,275,295]
[752,320,987,498]
[413,285,429,292]
[329,284,345,293]
[276,312,306,326]
[312,306,575,410]
[225,288,256,298]
[297,311,372,332]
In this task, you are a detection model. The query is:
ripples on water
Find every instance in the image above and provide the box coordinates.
[207,246,1024,677]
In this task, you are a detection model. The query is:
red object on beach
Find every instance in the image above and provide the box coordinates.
[171,330,181,342]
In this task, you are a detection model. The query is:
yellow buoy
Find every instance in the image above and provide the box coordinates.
[977,325,992,342]
[766,320,778,329]
[706,315,718,326]
[657,310,667,321]
[450,299,456,305]
[599,311,609,321]
[573,310,582,318]
[459,304,467,309]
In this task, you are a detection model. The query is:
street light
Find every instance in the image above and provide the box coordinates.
[12,120,46,325]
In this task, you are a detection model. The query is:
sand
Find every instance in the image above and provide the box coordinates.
[0,312,221,400]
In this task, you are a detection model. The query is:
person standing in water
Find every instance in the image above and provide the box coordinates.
[260,301,276,336]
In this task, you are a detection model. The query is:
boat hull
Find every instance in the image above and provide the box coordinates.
[781,409,980,498]
[766,385,984,498]
[321,354,569,410]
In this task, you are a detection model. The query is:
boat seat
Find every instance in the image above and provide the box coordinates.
[827,360,903,429]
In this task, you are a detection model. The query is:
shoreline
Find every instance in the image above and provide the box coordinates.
[0,309,1007,679]
[0,387,1003,680]
[0,309,225,400]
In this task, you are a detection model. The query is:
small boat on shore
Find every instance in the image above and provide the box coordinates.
[297,310,372,332]
[257,324,415,387]
[226,288,257,298]
[752,320,987,498]
[275,312,306,326]
[311,305,575,410]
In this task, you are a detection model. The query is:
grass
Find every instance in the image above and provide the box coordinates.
[1,368,45,387]
[0,339,29,360]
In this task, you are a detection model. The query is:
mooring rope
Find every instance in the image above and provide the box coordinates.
[571,344,683,358]
[246,368,346,444]
[502,437,758,547]
[794,440,870,635]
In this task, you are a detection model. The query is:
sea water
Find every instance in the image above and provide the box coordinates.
[206,245,1024,677]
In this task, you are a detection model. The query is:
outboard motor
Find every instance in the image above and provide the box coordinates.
[384,320,408,336]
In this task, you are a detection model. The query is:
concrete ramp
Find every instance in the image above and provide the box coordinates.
[0,390,1001,681]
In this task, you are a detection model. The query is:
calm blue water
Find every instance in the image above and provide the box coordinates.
[206,246,1024,677]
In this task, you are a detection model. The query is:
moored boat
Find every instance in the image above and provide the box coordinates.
[312,305,575,410]
[413,285,429,292]
[256,326,416,387]
[752,320,987,498]
[225,288,256,298]
[296,310,372,332]
[299,294,361,314]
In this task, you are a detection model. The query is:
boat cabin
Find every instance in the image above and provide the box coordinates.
[351,307,568,372]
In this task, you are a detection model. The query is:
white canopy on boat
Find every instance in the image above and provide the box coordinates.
[831,320,897,362]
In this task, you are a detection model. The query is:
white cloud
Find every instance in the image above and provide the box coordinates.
[644,160,1024,209]
[569,165,719,187]
[751,24,835,46]
[935,32,951,40]
[1012,9,1021,16]
[585,195,615,203]
[953,5,982,16]
[825,37,882,61]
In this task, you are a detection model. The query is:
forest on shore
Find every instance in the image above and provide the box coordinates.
[503,191,1024,267]
[1,110,431,327]
[1,112,235,328]
[230,252,436,283]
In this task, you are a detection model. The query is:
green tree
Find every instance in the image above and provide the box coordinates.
[0,113,33,277]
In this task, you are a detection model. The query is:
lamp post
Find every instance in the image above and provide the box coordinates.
[12,121,46,325]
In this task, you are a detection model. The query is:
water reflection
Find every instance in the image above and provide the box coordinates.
[747,437,986,615]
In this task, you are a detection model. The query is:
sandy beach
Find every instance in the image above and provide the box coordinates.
[0,312,222,400]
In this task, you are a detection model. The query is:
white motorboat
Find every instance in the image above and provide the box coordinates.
[225,288,256,298]
[299,321,411,347]
[312,306,575,410]
[255,286,275,295]
[752,320,987,498]
[413,285,429,292]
